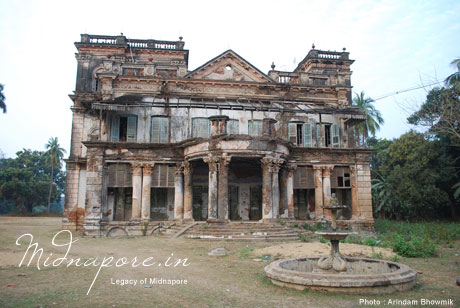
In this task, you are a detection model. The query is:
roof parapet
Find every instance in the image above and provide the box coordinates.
[78,34,185,50]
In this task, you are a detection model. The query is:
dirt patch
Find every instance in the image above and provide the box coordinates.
[253,242,396,259]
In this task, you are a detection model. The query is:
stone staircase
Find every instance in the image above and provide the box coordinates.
[175,222,301,241]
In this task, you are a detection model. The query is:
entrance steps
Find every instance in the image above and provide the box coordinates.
[177,222,301,241]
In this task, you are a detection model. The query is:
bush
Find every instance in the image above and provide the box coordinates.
[32,205,47,214]
[393,233,436,258]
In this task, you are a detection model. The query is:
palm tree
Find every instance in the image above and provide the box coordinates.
[352,91,384,144]
[0,84,6,113]
[45,137,66,213]
[445,58,460,89]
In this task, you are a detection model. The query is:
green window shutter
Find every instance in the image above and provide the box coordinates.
[111,116,119,142]
[151,117,160,142]
[192,118,198,138]
[159,117,169,143]
[192,118,209,138]
[288,123,297,143]
[332,124,340,147]
[228,120,239,134]
[303,123,312,147]
[126,116,137,141]
[249,120,262,136]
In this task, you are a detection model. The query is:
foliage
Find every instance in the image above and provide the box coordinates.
[0,83,6,113]
[445,58,460,89]
[407,85,460,146]
[0,148,65,214]
[44,137,66,213]
[392,233,436,258]
[370,131,458,219]
[352,91,384,143]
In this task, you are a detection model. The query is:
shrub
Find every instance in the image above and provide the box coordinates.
[393,233,436,258]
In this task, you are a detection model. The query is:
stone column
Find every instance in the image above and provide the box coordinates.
[279,168,288,218]
[271,159,283,220]
[204,155,219,221]
[218,154,231,220]
[350,165,358,218]
[183,161,193,221]
[131,164,143,220]
[286,164,297,219]
[174,163,184,220]
[141,164,154,221]
[313,166,323,219]
[322,165,334,217]
[261,157,273,220]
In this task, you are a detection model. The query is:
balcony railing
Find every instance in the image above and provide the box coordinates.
[80,34,185,50]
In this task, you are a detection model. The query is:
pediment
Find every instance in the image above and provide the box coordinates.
[185,50,272,82]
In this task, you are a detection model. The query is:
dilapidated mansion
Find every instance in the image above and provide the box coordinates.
[63,34,373,236]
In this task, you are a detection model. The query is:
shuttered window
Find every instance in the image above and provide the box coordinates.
[151,165,175,188]
[293,167,315,189]
[331,124,340,147]
[151,117,170,143]
[248,120,262,136]
[111,115,137,142]
[192,118,210,138]
[227,119,239,134]
[289,122,312,147]
[303,123,312,147]
[107,164,132,187]
[331,167,351,188]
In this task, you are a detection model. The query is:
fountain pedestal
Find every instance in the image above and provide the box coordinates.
[315,204,353,272]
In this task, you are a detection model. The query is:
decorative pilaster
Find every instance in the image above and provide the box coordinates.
[286,164,297,219]
[349,165,358,218]
[271,160,283,220]
[261,157,273,220]
[203,155,219,221]
[141,164,154,221]
[322,165,334,217]
[217,154,231,220]
[313,166,323,219]
[131,163,143,220]
[261,156,284,221]
[174,163,184,220]
[183,161,193,221]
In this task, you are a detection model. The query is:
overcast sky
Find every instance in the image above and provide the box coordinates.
[0,0,459,158]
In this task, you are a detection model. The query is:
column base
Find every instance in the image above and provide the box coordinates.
[182,218,195,223]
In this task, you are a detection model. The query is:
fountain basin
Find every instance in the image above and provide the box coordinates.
[264,257,417,294]
[315,231,355,241]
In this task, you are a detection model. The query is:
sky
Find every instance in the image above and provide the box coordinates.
[0,0,459,158]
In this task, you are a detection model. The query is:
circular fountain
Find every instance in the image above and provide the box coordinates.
[264,197,417,294]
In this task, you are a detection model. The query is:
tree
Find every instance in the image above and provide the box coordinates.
[370,132,458,220]
[408,85,460,146]
[352,91,384,144]
[0,84,6,113]
[445,58,460,89]
[0,150,53,212]
[45,137,66,213]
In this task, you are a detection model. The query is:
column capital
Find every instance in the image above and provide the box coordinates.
[183,160,192,176]
[203,155,220,173]
[261,156,284,172]
[219,154,232,167]
[143,163,155,175]
[131,163,143,175]
[322,165,334,177]
[349,165,356,172]
[175,162,185,175]
[313,165,323,171]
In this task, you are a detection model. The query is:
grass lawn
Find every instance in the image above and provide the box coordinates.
[0,217,459,308]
